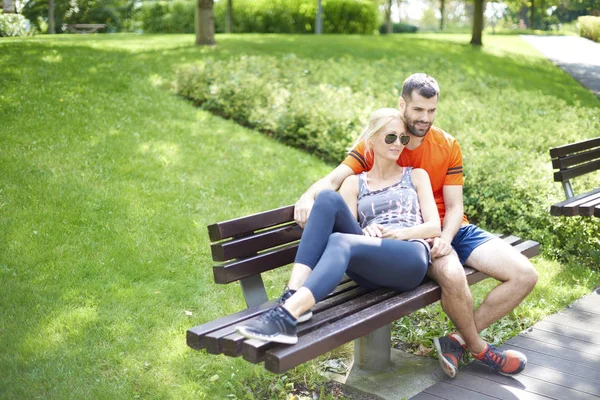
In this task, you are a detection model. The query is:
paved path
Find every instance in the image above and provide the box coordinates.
[411,287,600,399]
[520,35,600,98]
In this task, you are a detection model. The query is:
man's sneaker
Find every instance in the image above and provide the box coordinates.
[235,305,298,344]
[433,333,466,378]
[472,344,527,376]
[278,288,313,323]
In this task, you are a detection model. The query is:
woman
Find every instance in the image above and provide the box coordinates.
[236,108,440,344]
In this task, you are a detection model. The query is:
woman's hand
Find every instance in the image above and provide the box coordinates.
[381,227,407,240]
[363,224,385,237]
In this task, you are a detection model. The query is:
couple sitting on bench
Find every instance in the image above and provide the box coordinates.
[236,73,538,379]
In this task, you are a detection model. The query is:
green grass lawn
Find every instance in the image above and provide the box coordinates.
[1,33,598,400]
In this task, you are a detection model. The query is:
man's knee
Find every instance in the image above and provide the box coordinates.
[429,254,468,290]
[514,258,538,293]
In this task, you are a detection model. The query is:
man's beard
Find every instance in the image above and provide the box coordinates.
[404,114,430,137]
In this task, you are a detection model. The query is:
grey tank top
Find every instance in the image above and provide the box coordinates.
[357,167,424,230]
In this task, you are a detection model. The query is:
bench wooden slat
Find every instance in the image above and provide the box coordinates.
[501,235,522,246]
[211,223,301,262]
[242,286,372,363]
[514,240,541,258]
[186,299,277,350]
[551,188,600,216]
[554,159,600,182]
[222,285,370,358]
[551,147,600,170]
[213,243,298,284]
[208,205,294,241]
[579,196,600,216]
[549,137,600,159]
[191,279,357,355]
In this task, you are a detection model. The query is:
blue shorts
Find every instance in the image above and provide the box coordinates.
[451,224,496,265]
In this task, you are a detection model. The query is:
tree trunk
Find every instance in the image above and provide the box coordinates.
[470,0,484,45]
[315,0,323,34]
[226,0,233,33]
[385,0,392,34]
[48,0,55,34]
[440,0,445,31]
[530,0,535,30]
[195,0,215,45]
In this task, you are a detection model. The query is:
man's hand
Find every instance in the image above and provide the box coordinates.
[429,237,453,258]
[363,224,385,238]
[294,196,314,228]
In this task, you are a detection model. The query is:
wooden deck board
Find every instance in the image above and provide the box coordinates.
[411,289,600,399]
[442,372,550,399]
[502,343,600,382]
[461,362,600,400]
[424,381,498,400]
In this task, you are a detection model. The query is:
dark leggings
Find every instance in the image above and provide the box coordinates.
[295,190,430,302]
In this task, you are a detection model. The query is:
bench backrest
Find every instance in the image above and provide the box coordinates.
[208,205,299,285]
[550,137,600,199]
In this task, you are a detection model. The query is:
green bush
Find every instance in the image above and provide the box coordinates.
[213,0,378,34]
[174,54,600,269]
[378,22,419,34]
[0,11,29,36]
[578,15,600,42]
[139,1,194,33]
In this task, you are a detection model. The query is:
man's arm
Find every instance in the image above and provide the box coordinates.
[430,185,464,258]
[294,164,354,227]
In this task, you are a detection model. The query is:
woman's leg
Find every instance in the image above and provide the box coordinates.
[287,190,363,290]
[284,234,429,319]
[237,233,429,344]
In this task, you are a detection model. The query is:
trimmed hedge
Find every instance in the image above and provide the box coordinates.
[174,55,600,269]
[378,22,419,34]
[578,15,600,42]
[139,1,194,33]
[139,0,379,34]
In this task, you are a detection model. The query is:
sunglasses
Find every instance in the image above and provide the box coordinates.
[384,133,410,145]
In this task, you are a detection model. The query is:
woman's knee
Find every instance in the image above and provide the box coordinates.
[327,232,350,249]
[315,190,344,209]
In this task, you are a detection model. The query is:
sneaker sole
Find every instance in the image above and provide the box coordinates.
[433,337,457,379]
[297,311,313,324]
[235,326,298,345]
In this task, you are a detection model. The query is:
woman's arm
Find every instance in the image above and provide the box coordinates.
[338,175,359,221]
[382,168,441,241]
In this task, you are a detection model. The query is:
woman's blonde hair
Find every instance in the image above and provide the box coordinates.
[349,108,403,153]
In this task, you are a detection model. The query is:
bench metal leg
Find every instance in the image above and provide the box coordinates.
[239,274,269,308]
[563,180,574,199]
[353,323,392,371]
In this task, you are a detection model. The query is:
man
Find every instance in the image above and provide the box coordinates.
[293,73,538,378]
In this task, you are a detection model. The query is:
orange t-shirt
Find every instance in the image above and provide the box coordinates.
[343,126,468,225]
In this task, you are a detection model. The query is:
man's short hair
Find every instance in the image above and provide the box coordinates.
[401,73,440,101]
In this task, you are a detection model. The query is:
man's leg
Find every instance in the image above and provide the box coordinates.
[466,238,538,332]
[428,252,487,353]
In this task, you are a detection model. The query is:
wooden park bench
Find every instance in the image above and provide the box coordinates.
[550,137,600,218]
[187,205,540,374]
[64,24,106,34]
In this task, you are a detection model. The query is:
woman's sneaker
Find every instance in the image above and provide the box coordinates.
[472,344,527,376]
[235,306,298,344]
[278,288,313,323]
[433,333,466,378]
